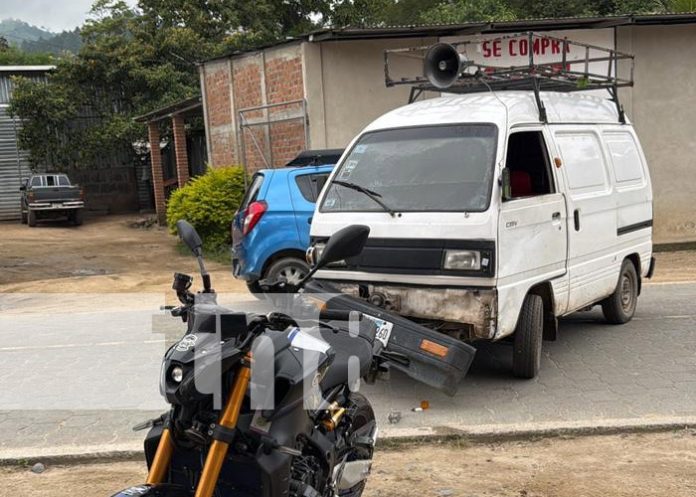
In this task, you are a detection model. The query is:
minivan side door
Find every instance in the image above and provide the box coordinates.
[497,128,568,334]
[552,127,619,312]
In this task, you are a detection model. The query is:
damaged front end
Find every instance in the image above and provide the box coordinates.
[332,283,498,341]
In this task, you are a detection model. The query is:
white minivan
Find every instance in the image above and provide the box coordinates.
[309,86,654,378]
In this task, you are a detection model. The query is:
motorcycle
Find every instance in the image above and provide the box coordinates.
[112,221,383,497]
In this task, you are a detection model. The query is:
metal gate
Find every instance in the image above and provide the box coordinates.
[0,106,31,221]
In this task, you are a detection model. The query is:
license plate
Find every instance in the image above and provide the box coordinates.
[364,314,393,348]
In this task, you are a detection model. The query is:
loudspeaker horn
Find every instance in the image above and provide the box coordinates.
[424,43,467,89]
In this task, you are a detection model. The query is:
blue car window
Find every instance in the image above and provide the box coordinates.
[295,173,330,203]
[241,174,265,209]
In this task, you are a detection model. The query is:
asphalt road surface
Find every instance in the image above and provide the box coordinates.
[1,282,695,458]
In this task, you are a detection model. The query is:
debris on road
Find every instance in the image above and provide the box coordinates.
[388,411,402,424]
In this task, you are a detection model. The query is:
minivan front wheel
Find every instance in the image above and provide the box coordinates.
[512,293,544,379]
[602,260,638,324]
[265,257,309,288]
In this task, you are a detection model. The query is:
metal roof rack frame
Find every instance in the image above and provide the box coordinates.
[384,32,634,123]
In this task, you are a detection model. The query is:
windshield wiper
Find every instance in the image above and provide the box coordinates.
[331,180,398,217]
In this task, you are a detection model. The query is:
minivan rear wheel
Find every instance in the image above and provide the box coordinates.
[512,293,544,379]
[265,257,309,288]
[602,260,638,324]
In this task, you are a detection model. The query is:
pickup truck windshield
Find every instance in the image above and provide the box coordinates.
[320,124,497,213]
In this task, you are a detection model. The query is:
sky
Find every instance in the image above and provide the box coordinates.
[1,0,138,32]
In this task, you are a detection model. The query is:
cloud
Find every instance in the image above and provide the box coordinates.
[0,0,138,32]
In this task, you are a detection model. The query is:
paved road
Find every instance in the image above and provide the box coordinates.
[1,283,695,458]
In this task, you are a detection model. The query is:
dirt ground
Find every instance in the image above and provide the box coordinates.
[3,431,696,497]
[0,214,693,295]
[0,215,247,294]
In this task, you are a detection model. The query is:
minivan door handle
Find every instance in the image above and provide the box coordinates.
[552,212,561,221]
[573,209,581,231]
[307,216,313,225]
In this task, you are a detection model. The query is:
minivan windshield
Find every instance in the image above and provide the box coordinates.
[320,124,497,213]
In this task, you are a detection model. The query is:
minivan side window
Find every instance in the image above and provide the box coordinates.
[30,176,42,187]
[603,132,645,184]
[295,173,330,203]
[555,132,609,192]
[504,131,555,199]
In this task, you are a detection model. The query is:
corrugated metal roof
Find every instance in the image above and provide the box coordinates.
[204,12,696,62]
[133,96,202,123]
[0,65,56,72]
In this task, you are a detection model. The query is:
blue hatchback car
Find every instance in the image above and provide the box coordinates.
[231,150,341,293]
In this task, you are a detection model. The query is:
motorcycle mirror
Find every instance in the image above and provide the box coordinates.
[176,220,203,257]
[317,224,370,268]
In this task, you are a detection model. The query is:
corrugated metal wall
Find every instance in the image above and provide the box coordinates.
[0,106,31,220]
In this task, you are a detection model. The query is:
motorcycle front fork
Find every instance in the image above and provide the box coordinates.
[146,354,253,497]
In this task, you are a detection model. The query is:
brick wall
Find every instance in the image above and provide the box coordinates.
[201,43,307,172]
[202,60,236,166]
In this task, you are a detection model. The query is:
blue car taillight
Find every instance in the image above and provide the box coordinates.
[242,200,268,236]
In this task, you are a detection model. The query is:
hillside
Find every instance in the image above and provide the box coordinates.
[0,18,81,55]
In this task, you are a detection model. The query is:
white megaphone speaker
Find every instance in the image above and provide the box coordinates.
[424,43,468,89]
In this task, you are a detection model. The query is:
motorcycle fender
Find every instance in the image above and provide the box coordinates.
[111,484,191,497]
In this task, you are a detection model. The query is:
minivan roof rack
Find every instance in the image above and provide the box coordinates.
[384,32,634,123]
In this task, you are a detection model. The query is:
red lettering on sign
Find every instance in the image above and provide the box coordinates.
[509,39,517,56]
[482,40,491,58]
[493,40,501,57]
[551,39,560,54]
[519,38,528,56]
[541,37,550,53]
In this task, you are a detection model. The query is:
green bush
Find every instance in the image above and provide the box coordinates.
[166,166,247,252]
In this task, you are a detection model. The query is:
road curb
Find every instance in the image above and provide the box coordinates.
[3,417,695,467]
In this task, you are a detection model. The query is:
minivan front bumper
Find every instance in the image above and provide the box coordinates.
[326,281,497,340]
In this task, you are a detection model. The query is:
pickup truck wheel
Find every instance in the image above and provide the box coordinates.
[28,210,37,227]
[512,294,544,379]
[264,257,309,289]
[71,210,84,226]
[602,260,638,324]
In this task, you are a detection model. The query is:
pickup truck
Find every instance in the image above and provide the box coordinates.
[20,173,85,227]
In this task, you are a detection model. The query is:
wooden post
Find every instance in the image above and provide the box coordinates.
[148,122,166,226]
[172,115,190,186]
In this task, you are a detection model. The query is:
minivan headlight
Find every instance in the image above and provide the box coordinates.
[443,250,481,270]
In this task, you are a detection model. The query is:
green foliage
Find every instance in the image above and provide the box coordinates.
[421,0,516,24]
[0,45,55,64]
[655,0,696,12]
[21,29,83,55]
[166,166,247,251]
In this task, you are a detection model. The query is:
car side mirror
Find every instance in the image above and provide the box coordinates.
[19,185,26,191]
[501,167,511,201]
[317,224,370,268]
[176,220,203,257]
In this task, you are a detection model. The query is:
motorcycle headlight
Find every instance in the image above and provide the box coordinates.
[443,250,481,271]
[171,366,184,383]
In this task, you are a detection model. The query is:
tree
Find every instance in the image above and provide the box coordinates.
[421,0,516,24]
